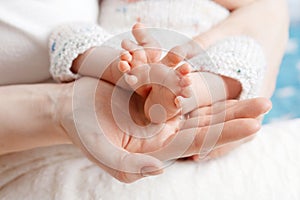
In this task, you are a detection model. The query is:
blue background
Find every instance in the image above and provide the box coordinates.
[263,22,300,124]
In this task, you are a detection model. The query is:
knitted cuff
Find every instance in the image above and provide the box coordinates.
[49,23,111,82]
[188,36,266,100]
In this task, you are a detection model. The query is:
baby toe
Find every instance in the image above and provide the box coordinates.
[181,86,192,98]
[174,96,184,108]
[121,39,140,52]
[161,46,186,67]
[132,50,148,66]
[118,61,131,73]
[177,63,192,76]
[125,74,138,86]
[148,104,167,124]
[179,76,192,87]
[120,51,132,62]
[145,48,162,63]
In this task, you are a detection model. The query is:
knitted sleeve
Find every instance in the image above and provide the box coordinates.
[49,23,111,82]
[188,36,266,100]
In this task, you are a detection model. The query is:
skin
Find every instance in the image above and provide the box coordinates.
[178,0,289,159]
[0,83,71,155]
[73,24,242,124]
[157,0,288,110]
[119,0,289,159]
[119,23,242,124]
[182,0,289,99]
[0,0,288,183]
[0,77,271,183]
[73,36,196,124]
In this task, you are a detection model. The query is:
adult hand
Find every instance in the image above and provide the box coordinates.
[57,77,271,183]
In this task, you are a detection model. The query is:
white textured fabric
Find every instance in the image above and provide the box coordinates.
[189,36,266,99]
[99,0,266,100]
[0,0,99,85]
[50,0,266,99]
[1,119,300,200]
[49,24,111,82]
[99,0,229,36]
[49,0,230,83]
[0,0,275,198]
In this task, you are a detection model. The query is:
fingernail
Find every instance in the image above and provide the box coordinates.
[266,104,272,113]
[263,100,272,114]
[141,166,163,177]
[264,108,271,115]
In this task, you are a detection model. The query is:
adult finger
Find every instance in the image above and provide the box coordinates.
[207,134,256,159]
[81,146,164,183]
[188,99,238,117]
[148,118,260,161]
[186,118,260,158]
[192,134,256,161]
[182,98,271,129]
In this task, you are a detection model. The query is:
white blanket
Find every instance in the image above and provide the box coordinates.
[1,119,300,200]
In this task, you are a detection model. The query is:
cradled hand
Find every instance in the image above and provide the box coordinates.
[57,77,271,183]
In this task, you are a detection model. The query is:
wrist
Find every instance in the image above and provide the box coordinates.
[0,84,72,155]
[51,83,74,144]
[35,83,73,145]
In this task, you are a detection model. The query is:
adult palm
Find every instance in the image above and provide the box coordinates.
[59,77,271,183]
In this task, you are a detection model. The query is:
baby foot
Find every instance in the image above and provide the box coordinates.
[144,62,192,123]
[118,22,193,123]
[118,45,152,97]
[118,23,162,97]
[119,46,192,123]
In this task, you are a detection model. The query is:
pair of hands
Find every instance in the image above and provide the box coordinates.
[58,0,288,183]
[58,76,271,183]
